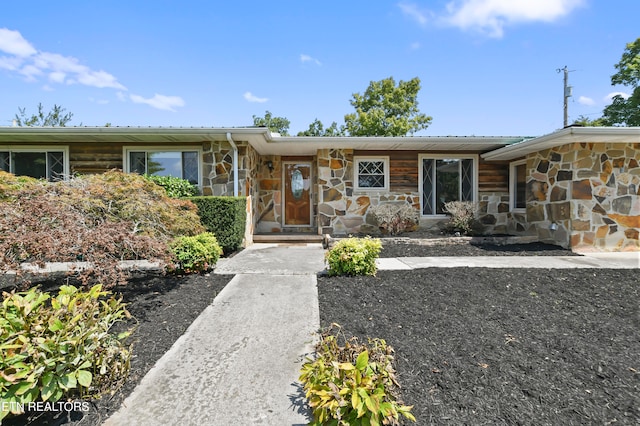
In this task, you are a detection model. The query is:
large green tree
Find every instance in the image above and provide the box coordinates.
[14,103,74,127]
[601,37,640,126]
[343,76,432,136]
[252,110,291,135]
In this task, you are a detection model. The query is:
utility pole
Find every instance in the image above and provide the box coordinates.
[557,66,573,127]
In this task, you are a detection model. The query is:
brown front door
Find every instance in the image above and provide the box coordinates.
[283,162,312,226]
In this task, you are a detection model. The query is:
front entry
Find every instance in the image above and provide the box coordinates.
[283,162,312,226]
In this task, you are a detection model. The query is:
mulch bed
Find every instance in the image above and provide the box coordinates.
[380,241,579,257]
[4,273,232,426]
[317,267,640,425]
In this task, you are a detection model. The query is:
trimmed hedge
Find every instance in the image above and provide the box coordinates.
[185,196,246,254]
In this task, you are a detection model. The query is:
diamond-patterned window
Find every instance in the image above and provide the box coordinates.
[128,150,200,185]
[355,157,389,190]
[0,150,66,181]
[421,156,475,215]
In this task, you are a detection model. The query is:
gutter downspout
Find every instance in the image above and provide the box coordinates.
[225,132,239,197]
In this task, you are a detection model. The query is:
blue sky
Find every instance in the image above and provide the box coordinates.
[0,1,637,136]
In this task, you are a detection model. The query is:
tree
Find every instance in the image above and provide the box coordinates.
[14,103,74,127]
[252,110,290,135]
[572,115,606,127]
[343,76,432,136]
[601,37,640,126]
[297,118,345,136]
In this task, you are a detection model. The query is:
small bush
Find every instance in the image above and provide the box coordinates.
[169,232,223,274]
[443,201,481,235]
[0,171,42,201]
[142,174,199,198]
[299,324,415,425]
[371,203,419,235]
[326,237,382,276]
[185,196,246,255]
[0,285,131,421]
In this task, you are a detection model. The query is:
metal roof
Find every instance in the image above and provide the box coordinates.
[0,126,528,155]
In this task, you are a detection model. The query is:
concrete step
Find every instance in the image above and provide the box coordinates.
[252,233,325,244]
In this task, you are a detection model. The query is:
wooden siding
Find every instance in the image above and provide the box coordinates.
[69,143,124,174]
[478,159,509,192]
[354,150,510,193]
[354,150,418,192]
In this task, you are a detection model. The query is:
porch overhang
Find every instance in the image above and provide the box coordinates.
[481,126,640,161]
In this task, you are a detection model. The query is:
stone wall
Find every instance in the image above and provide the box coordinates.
[255,155,283,233]
[317,149,420,235]
[525,142,640,251]
[477,192,535,236]
[202,140,257,197]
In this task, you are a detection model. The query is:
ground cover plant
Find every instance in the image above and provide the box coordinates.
[300,324,415,425]
[317,267,639,425]
[0,285,131,422]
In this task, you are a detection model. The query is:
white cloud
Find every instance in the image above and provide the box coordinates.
[398,2,429,26]
[578,96,595,106]
[0,28,36,57]
[410,41,421,50]
[604,91,631,102]
[116,91,127,102]
[0,28,126,90]
[130,93,185,111]
[423,0,585,38]
[243,91,268,103]
[300,54,321,65]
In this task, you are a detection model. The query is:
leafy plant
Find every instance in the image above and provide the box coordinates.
[0,285,131,421]
[442,201,481,235]
[325,237,382,277]
[370,204,419,235]
[169,232,223,274]
[185,196,246,254]
[299,324,415,425]
[142,174,199,198]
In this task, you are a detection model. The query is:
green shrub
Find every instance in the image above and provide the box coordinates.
[185,196,246,255]
[325,237,382,276]
[299,324,415,425]
[169,232,223,274]
[0,285,131,421]
[142,174,199,198]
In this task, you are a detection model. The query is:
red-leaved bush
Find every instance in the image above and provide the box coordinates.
[0,170,204,287]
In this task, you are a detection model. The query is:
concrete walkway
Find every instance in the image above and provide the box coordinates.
[377,252,640,270]
[105,243,325,426]
[104,244,637,425]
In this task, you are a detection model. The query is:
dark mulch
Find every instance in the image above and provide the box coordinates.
[317,268,640,425]
[4,273,232,426]
[380,241,579,258]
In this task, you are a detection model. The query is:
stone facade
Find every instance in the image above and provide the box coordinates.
[523,142,640,251]
[477,192,535,236]
[317,149,420,235]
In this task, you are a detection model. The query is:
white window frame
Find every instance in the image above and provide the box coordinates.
[353,156,390,192]
[123,146,202,187]
[418,154,478,217]
[0,146,70,180]
[509,159,527,212]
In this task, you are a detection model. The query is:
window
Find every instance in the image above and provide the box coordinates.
[0,148,67,181]
[510,160,527,211]
[125,149,200,185]
[354,157,389,191]
[420,155,476,215]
